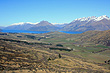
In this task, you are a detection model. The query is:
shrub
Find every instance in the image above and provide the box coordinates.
[59,54,61,58]
[48,58,51,61]
[56,44,63,47]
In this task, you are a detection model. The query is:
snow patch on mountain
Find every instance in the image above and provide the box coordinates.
[95,15,110,21]
[11,22,38,26]
[72,15,110,22]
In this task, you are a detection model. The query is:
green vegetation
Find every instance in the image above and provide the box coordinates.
[56,44,63,47]
[96,45,110,48]
[25,35,36,39]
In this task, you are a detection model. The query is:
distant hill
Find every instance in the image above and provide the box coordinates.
[0,26,5,29]
[4,22,34,30]
[28,21,60,31]
[77,30,110,46]
[54,23,68,28]
[62,15,110,32]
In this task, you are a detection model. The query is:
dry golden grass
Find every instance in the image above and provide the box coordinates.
[1,32,110,73]
[48,57,110,73]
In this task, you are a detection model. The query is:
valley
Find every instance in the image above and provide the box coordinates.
[0,31,110,73]
[1,0,110,73]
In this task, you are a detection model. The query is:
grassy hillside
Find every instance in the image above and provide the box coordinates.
[77,30,110,46]
[0,31,110,73]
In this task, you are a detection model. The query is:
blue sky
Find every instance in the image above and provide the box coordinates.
[0,0,110,26]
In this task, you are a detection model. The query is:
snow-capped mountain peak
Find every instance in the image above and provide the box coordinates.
[73,16,96,22]
[11,22,25,26]
[95,15,110,21]
[10,22,38,26]
[72,15,110,22]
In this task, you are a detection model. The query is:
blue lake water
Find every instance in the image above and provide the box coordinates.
[1,30,83,34]
[60,31,83,34]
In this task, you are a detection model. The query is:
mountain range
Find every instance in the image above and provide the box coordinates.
[62,15,110,31]
[2,15,110,32]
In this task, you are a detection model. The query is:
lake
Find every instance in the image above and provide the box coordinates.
[1,30,83,34]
